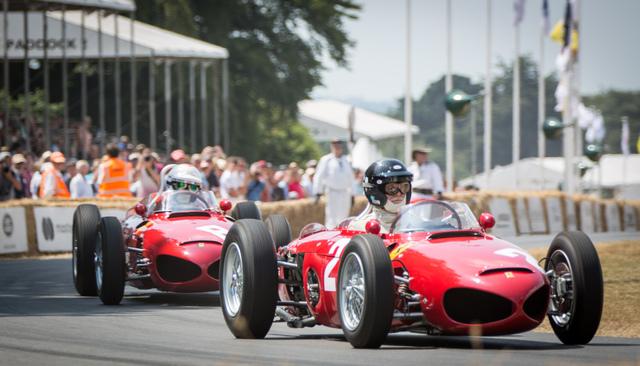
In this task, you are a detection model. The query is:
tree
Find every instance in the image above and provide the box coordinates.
[135,0,360,164]
[583,91,640,154]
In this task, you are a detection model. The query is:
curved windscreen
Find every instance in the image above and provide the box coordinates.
[148,190,218,213]
[390,200,480,233]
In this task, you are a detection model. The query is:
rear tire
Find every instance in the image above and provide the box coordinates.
[220,219,277,338]
[95,217,126,305]
[545,231,603,345]
[337,234,394,348]
[231,201,262,220]
[72,204,101,296]
[265,214,291,249]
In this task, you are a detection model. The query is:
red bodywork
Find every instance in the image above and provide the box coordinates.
[121,204,232,293]
[278,226,550,336]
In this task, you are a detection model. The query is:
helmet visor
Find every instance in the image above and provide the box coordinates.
[384,182,411,196]
[169,180,200,192]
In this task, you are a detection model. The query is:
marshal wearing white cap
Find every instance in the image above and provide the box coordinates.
[313,139,353,228]
[407,147,444,199]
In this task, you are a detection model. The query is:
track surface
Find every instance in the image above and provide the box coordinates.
[1,235,639,365]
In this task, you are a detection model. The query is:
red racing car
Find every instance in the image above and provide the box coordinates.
[72,190,261,305]
[219,200,603,348]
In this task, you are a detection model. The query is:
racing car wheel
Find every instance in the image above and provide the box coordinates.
[545,231,603,345]
[95,217,126,305]
[72,204,101,296]
[265,214,291,249]
[231,201,262,220]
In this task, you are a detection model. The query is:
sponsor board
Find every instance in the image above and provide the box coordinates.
[528,197,547,234]
[546,198,564,233]
[33,207,75,252]
[605,203,621,232]
[579,201,595,233]
[0,207,29,254]
[488,198,517,237]
[623,205,638,232]
[515,198,529,235]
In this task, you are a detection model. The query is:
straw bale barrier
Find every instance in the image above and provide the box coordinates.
[1,193,638,256]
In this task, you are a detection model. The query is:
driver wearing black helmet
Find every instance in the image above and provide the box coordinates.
[348,159,413,233]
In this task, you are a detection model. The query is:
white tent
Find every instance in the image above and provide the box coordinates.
[38,0,135,12]
[298,99,419,142]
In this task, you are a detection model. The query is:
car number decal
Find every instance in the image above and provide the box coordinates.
[323,238,351,292]
[195,225,229,240]
[494,248,543,272]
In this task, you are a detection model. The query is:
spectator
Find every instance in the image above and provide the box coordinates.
[77,116,93,160]
[0,152,23,200]
[70,160,94,198]
[352,168,364,196]
[170,149,189,164]
[96,143,132,198]
[287,163,306,199]
[301,159,317,197]
[11,154,28,199]
[63,159,78,188]
[407,147,444,200]
[246,161,267,202]
[30,161,43,199]
[39,152,70,198]
[219,157,247,201]
[132,151,160,198]
[313,139,353,228]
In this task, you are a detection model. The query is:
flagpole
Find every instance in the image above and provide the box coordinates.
[513,18,521,189]
[483,0,493,190]
[562,0,575,196]
[538,4,546,190]
[445,0,454,192]
[404,0,413,165]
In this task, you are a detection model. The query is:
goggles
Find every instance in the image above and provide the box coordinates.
[169,180,200,192]
[384,182,411,196]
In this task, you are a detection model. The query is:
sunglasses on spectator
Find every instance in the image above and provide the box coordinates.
[169,181,200,192]
[384,182,410,196]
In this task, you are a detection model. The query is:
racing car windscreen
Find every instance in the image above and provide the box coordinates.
[391,201,480,233]
[148,190,219,213]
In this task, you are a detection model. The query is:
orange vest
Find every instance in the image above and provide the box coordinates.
[39,168,71,198]
[97,158,132,198]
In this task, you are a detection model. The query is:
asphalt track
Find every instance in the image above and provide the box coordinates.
[1,233,639,365]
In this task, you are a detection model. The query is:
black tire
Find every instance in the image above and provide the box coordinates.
[337,234,394,348]
[231,201,262,220]
[265,214,291,249]
[95,217,126,305]
[220,219,278,338]
[72,204,101,296]
[545,231,603,345]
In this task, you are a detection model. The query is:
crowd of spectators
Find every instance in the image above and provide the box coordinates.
[0,136,365,204]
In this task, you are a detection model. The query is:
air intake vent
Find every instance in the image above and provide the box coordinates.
[444,288,513,324]
[157,255,201,282]
[524,285,549,321]
[168,211,210,219]
[429,230,483,240]
[207,261,220,280]
[480,267,533,276]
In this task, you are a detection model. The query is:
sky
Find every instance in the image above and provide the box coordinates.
[312,0,640,106]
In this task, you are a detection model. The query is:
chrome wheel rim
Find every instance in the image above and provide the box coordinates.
[339,252,365,331]
[223,243,243,317]
[94,232,103,291]
[72,227,78,279]
[548,249,574,327]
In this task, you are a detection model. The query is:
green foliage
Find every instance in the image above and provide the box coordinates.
[135,0,360,162]
[583,91,640,154]
[0,89,64,119]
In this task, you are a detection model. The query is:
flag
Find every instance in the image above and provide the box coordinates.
[348,105,356,144]
[562,0,572,50]
[542,0,550,33]
[514,0,526,26]
[621,117,630,155]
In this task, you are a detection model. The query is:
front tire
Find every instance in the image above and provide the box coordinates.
[545,231,603,345]
[220,219,277,338]
[231,201,262,220]
[95,217,126,305]
[265,214,291,249]
[337,234,394,348]
[72,204,101,296]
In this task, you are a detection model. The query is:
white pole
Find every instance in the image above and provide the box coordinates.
[404,0,413,165]
[445,0,454,192]
[483,0,492,190]
[513,21,521,189]
[574,0,582,181]
[538,11,546,190]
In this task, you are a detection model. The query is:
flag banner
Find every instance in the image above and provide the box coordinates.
[621,117,630,155]
[542,0,550,33]
[514,0,526,26]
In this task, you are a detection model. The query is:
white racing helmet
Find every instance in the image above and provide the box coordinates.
[163,164,204,192]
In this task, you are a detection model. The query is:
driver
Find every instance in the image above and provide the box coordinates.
[151,164,206,211]
[348,159,413,233]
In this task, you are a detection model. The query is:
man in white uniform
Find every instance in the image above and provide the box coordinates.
[313,139,353,228]
[407,147,444,200]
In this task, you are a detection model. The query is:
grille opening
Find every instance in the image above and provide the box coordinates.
[480,267,533,276]
[444,288,513,324]
[157,255,201,282]
[524,285,550,321]
[429,230,483,240]
[168,211,210,219]
[207,261,220,280]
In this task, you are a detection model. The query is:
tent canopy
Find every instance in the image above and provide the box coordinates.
[2,11,228,60]
[298,99,419,142]
[7,0,135,12]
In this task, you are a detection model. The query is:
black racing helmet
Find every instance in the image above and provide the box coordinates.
[363,159,413,209]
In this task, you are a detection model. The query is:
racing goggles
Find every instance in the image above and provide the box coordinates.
[384,182,411,196]
[169,181,200,192]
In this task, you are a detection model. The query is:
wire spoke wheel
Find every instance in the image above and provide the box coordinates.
[94,232,104,292]
[340,252,366,331]
[547,249,574,327]
[222,242,243,317]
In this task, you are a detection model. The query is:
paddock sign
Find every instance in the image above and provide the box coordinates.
[33,207,76,252]
[0,207,29,254]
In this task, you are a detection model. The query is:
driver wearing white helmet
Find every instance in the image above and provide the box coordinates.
[151,164,208,212]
